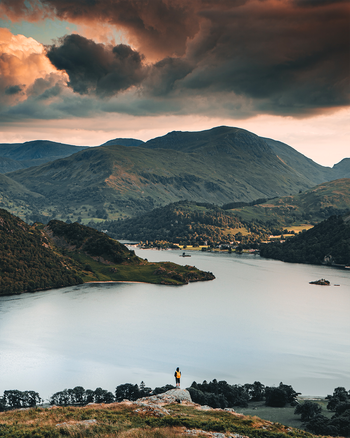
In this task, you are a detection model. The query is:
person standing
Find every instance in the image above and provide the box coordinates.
[174,367,181,388]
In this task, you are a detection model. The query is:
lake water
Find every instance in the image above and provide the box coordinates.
[0,249,349,402]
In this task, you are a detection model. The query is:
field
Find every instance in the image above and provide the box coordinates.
[234,399,332,431]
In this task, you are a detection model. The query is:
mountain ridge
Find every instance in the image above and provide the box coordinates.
[0,140,89,173]
[1,126,349,223]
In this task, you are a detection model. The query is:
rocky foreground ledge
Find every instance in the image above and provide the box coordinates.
[1,388,311,438]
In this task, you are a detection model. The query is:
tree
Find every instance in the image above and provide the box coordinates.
[326,387,350,411]
[244,381,265,401]
[294,401,322,421]
[265,387,288,407]
[115,383,140,402]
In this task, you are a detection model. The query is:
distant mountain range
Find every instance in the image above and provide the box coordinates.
[0,126,349,223]
[0,140,88,173]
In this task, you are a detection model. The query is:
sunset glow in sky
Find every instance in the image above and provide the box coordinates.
[0,0,349,166]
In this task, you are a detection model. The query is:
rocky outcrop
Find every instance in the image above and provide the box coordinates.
[138,388,192,404]
[132,389,192,416]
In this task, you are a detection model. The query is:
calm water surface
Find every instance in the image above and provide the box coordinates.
[0,250,349,401]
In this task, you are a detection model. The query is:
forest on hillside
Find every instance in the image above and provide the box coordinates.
[0,209,83,295]
[91,201,276,246]
[260,214,350,265]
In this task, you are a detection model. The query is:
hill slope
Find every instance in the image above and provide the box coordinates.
[5,127,345,223]
[260,212,350,266]
[0,209,214,295]
[0,140,88,173]
[228,178,350,227]
[92,200,272,245]
[0,391,324,438]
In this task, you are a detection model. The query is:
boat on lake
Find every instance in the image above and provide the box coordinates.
[309,278,330,285]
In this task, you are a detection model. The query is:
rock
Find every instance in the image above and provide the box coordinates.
[137,388,192,405]
[56,419,97,428]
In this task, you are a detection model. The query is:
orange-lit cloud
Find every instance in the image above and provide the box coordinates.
[0,28,67,107]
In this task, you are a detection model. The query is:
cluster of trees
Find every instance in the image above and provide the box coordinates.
[48,220,139,265]
[260,214,350,265]
[295,387,350,437]
[0,381,300,412]
[2,382,349,436]
[188,380,299,409]
[0,209,83,295]
[91,201,273,246]
[0,390,42,410]
[49,382,172,406]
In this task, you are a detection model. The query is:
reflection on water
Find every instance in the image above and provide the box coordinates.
[0,250,349,400]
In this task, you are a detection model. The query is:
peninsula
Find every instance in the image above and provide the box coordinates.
[0,209,214,296]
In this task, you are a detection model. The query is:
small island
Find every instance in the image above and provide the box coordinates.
[309,278,330,285]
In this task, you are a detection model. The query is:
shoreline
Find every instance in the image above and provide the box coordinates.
[85,280,149,284]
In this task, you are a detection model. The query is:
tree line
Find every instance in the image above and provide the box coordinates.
[1,381,296,411]
[188,380,300,408]
[1,383,348,436]
[260,214,350,265]
[295,387,350,437]
[90,201,274,246]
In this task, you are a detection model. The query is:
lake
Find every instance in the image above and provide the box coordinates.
[0,249,349,402]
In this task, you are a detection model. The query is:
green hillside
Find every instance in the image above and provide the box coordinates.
[0,140,88,173]
[0,399,322,438]
[89,180,350,247]
[0,208,83,295]
[0,209,214,295]
[260,213,350,266]
[92,201,273,246]
[228,178,350,227]
[4,126,347,224]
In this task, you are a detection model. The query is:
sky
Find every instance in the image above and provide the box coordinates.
[0,0,349,167]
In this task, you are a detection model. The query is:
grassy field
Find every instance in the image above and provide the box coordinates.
[0,401,322,438]
[234,399,332,431]
[71,252,214,285]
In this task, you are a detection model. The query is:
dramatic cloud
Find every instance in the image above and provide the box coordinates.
[0,28,67,108]
[47,34,146,96]
[1,0,349,118]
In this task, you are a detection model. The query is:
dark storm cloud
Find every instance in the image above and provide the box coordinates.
[46,34,146,96]
[5,85,23,95]
[293,0,348,7]
[1,0,350,116]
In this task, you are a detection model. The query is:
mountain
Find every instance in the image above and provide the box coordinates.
[101,138,145,147]
[142,126,340,182]
[0,173,45,220]
[2,126,349,223]
[228,178,350,227]
[0,140,88,173]
[0,209,214,295]
[260,212,350,266]
[262,137,333,182]
[333,158,350,178]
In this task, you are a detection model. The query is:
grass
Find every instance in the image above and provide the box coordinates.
[0,402,322,438]
[70,252,214,285]
[233,400,332,431]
